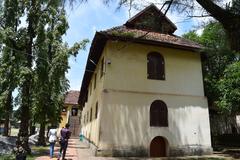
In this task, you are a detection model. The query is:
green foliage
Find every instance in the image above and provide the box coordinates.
[30,1,88,126]
[199,23,237,108]
[200,23,229,49]
[183,22,238,114]
[0,0,88,153]
[0,154,15,160]
[0,0,22,133]
[182,31,200,43]
[217,61,240,114]
[226,0,240,15]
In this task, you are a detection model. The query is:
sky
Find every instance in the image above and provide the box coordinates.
[64,0,128,91]
[64,0,207,91]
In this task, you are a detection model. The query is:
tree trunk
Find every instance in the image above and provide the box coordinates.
[196,0,240,51]
[17,0,35,153]
[3,92,12,136]
[17,79,31,154]
[38,122,46,146]
[225,21,240,52]
[29,121,36,136]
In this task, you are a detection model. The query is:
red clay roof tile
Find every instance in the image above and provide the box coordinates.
[102,25,202,49]
[64,90,80,105]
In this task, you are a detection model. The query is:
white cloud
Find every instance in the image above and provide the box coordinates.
[196,28,204,35]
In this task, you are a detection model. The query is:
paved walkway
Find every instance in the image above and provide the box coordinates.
[36,138,81,160]
[35,138,235,160]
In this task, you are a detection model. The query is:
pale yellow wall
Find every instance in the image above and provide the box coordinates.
[104,41,205,97]
[100,41,210,150]
[81,40,212,153]
[59,105,70,128]
[99,91,211,150]
[81,48,107,146]
[60,114,67,129]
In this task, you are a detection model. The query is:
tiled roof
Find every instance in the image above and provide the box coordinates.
[102,25,202,49]
[64,90,80,105]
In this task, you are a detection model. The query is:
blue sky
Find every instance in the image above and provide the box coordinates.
[64,0,196,91]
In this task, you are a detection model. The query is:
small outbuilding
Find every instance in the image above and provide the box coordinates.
[59,90,80,137]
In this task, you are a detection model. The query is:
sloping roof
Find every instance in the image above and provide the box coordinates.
[65,90,80,105]
[102,25,201,49]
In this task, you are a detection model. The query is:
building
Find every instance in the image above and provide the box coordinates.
[78,4,212,157]
[60,90,80,137]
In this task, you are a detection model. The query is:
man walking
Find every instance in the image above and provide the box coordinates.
[58,123,71,160]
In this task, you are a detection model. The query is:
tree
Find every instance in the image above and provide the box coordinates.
[32,4,88,145]
[32,3,66,145]
[0,0,22,136]
[183,22,237,109]
[217,61,240,115]
[195,0,240,52]
[0,0,88,156]
[183,22,240,126]
[16,0,41,154]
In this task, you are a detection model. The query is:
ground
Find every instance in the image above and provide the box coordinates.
[1,137,239,160]
[34,138,237,160]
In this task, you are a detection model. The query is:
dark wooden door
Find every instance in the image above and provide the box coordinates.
[150,136,166,157]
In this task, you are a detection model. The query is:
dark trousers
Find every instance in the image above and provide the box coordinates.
[58,140,68,160]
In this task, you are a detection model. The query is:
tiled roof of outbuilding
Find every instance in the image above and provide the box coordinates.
[65,90,80,105]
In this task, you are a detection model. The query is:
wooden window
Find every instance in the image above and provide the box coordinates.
[89,108,92,122]
[83,115,85,124]
[150,100,168,127]
[94,74,97,89]
[87,111,89,123]
[84,115,86,124]
[95,102,98,119]
[90,108,92,122]
[147,52,165,80]
[100,57,104,77]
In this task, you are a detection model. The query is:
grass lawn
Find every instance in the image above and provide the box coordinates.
[0,145,49,160]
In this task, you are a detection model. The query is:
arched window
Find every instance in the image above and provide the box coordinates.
[150,100,168,127]
[147,52,165,80]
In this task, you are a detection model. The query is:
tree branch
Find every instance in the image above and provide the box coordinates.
[164,0,174,15]
[187,14,211,18]
[196,0,233,24]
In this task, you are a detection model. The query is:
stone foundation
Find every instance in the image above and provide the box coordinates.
[96,146,148,157]
[83,137,212,157]
[96,145,212,157]
[169,145,212,157]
